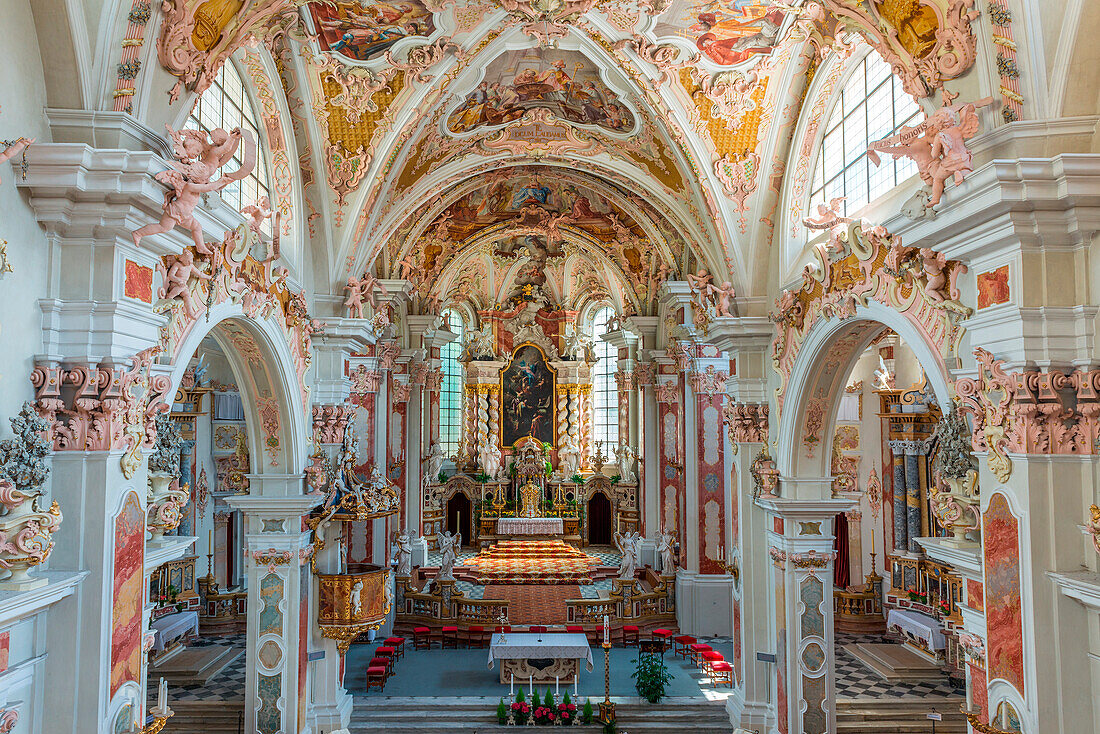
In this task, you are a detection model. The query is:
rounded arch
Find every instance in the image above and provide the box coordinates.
[776,299,952,481]
[163,302,310,483]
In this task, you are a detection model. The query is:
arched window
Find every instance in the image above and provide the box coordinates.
[439,309,466,459]
[808,51,922,217]
[186,59,272,222]
[591,306,618,451]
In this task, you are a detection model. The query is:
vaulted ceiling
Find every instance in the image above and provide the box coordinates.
[146,0,985,314]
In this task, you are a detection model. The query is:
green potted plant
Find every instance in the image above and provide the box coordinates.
[497,698,508,724]
[631,654,673,703]
[558,692,577,725]
[581,698,594,724]
[437,469,449,484]
[475,471,491,483]
[511,688,530,725]
[570,473,584,485]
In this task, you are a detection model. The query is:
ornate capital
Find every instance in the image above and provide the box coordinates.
[312,404,352,444]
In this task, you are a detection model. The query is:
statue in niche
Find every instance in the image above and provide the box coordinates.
[437,530,460,580]
[614,530,640,580]
[350,580,363,617]
[656,530,676,575]
[394,529,413,576]
[614,443,637,484]
[480,433,503,481]
[424,442,445,484]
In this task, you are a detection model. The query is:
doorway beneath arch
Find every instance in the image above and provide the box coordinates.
[446,492,473,545]
[587,491,612,545]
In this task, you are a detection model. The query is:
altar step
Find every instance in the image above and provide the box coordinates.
[837,697,967,732]
[349,696,732,733]
[150,644,243,687]
[464,540,601,584]
[157,701,243,733]
[843,643,944,682]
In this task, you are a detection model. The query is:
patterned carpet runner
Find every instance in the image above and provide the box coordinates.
[464,539,600,584]
[481,584,582,624]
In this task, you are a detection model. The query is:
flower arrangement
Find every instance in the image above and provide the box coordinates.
[907,587,928,605]
[557,692,578,724]
[475,471,492,483]
[937,598,952,616]
[509,688,531,725]
[437,470,448,484]
[570,473,584,485]
[532,705,557,724]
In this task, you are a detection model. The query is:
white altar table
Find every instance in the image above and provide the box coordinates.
[496,517,564,535]
[487,632,592,684]
[150,610,199,653]
[887,608,945,651]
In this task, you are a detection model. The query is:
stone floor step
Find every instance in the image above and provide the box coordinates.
[836,696,966,733]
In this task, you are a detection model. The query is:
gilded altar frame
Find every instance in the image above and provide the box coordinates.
[499,342,557,449]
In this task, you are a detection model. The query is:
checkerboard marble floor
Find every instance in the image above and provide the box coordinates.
[834,632,961,699]
[148,633,246,703]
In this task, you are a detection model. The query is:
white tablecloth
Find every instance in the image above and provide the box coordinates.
[496,517,564,535]
[487,633,593,671]
[887,608,945,650]
[151,610,199,653]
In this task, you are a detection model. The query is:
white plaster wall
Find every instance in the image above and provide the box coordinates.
[0,1,51,428]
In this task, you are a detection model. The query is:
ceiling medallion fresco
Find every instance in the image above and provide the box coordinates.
[446,49,637,135]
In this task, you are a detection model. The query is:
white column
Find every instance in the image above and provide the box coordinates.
[226,491,319,734]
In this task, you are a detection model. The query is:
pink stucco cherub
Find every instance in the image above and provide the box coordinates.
[158,248,211,317]
[133,126,256,253]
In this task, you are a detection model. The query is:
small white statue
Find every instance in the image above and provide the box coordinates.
[463,325,496,360]
[394,529,413,577]
[424,442,445,484]
[350,580,363,617]
[437,530,460,580]
[873,355,895,391]
[613,530,640,581]
[557,444,580,477]
[479,434,502,481]
[614,443,637,484]
[656,530,676,575]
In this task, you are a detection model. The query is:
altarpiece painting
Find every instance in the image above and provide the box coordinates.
[501,344,555,448]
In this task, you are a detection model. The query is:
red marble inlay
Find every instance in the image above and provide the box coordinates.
[969,662,989,723]
[110,492,145,696]
[983,493,1025,696]
[773,517,784,534]
[0,631,9,673]
[697,393,726,574]
[123,259,153,303]
[967,579,984,612]
[977,265,1010,309]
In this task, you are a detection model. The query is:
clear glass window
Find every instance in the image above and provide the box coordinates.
[809,52,922,217]
[186,60,272,225]
[439,309,466,458]
[591,306,619,450]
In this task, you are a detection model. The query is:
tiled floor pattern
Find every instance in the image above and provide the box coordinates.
[834,632,961,699]
[481,584,582,623]
[148,633,246,703]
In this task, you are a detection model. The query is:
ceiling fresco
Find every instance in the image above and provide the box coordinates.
[446,49,637,135]
[152,0,986,310]
[653,0,788,67]
[308,1,436,61]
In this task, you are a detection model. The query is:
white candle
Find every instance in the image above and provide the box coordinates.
[208,528,213,550]
[555,675,559,695]
[529,674,532,693]
[602,615,609,645]
[574,673,578,696]
[511,673,514,696]
[157,677,167,713]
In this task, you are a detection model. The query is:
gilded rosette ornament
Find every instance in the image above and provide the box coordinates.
[1087,504,1100,557]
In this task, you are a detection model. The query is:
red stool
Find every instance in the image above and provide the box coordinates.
[467,625,487,648]
[674,635,697,659]
[700,650,724,675]
[369,656,392,679]
[652,628,673,654]
[622,625,640,647]
[375,646,397,668]
[384,636,406,661]
[688,643,712,665]
[441,625,460,648]
[530,625,547,634]
[494,625,511,635]
[710,661,733,687]
[565,626,584,634]
[413,626,432,650]
[366,665,387,691]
